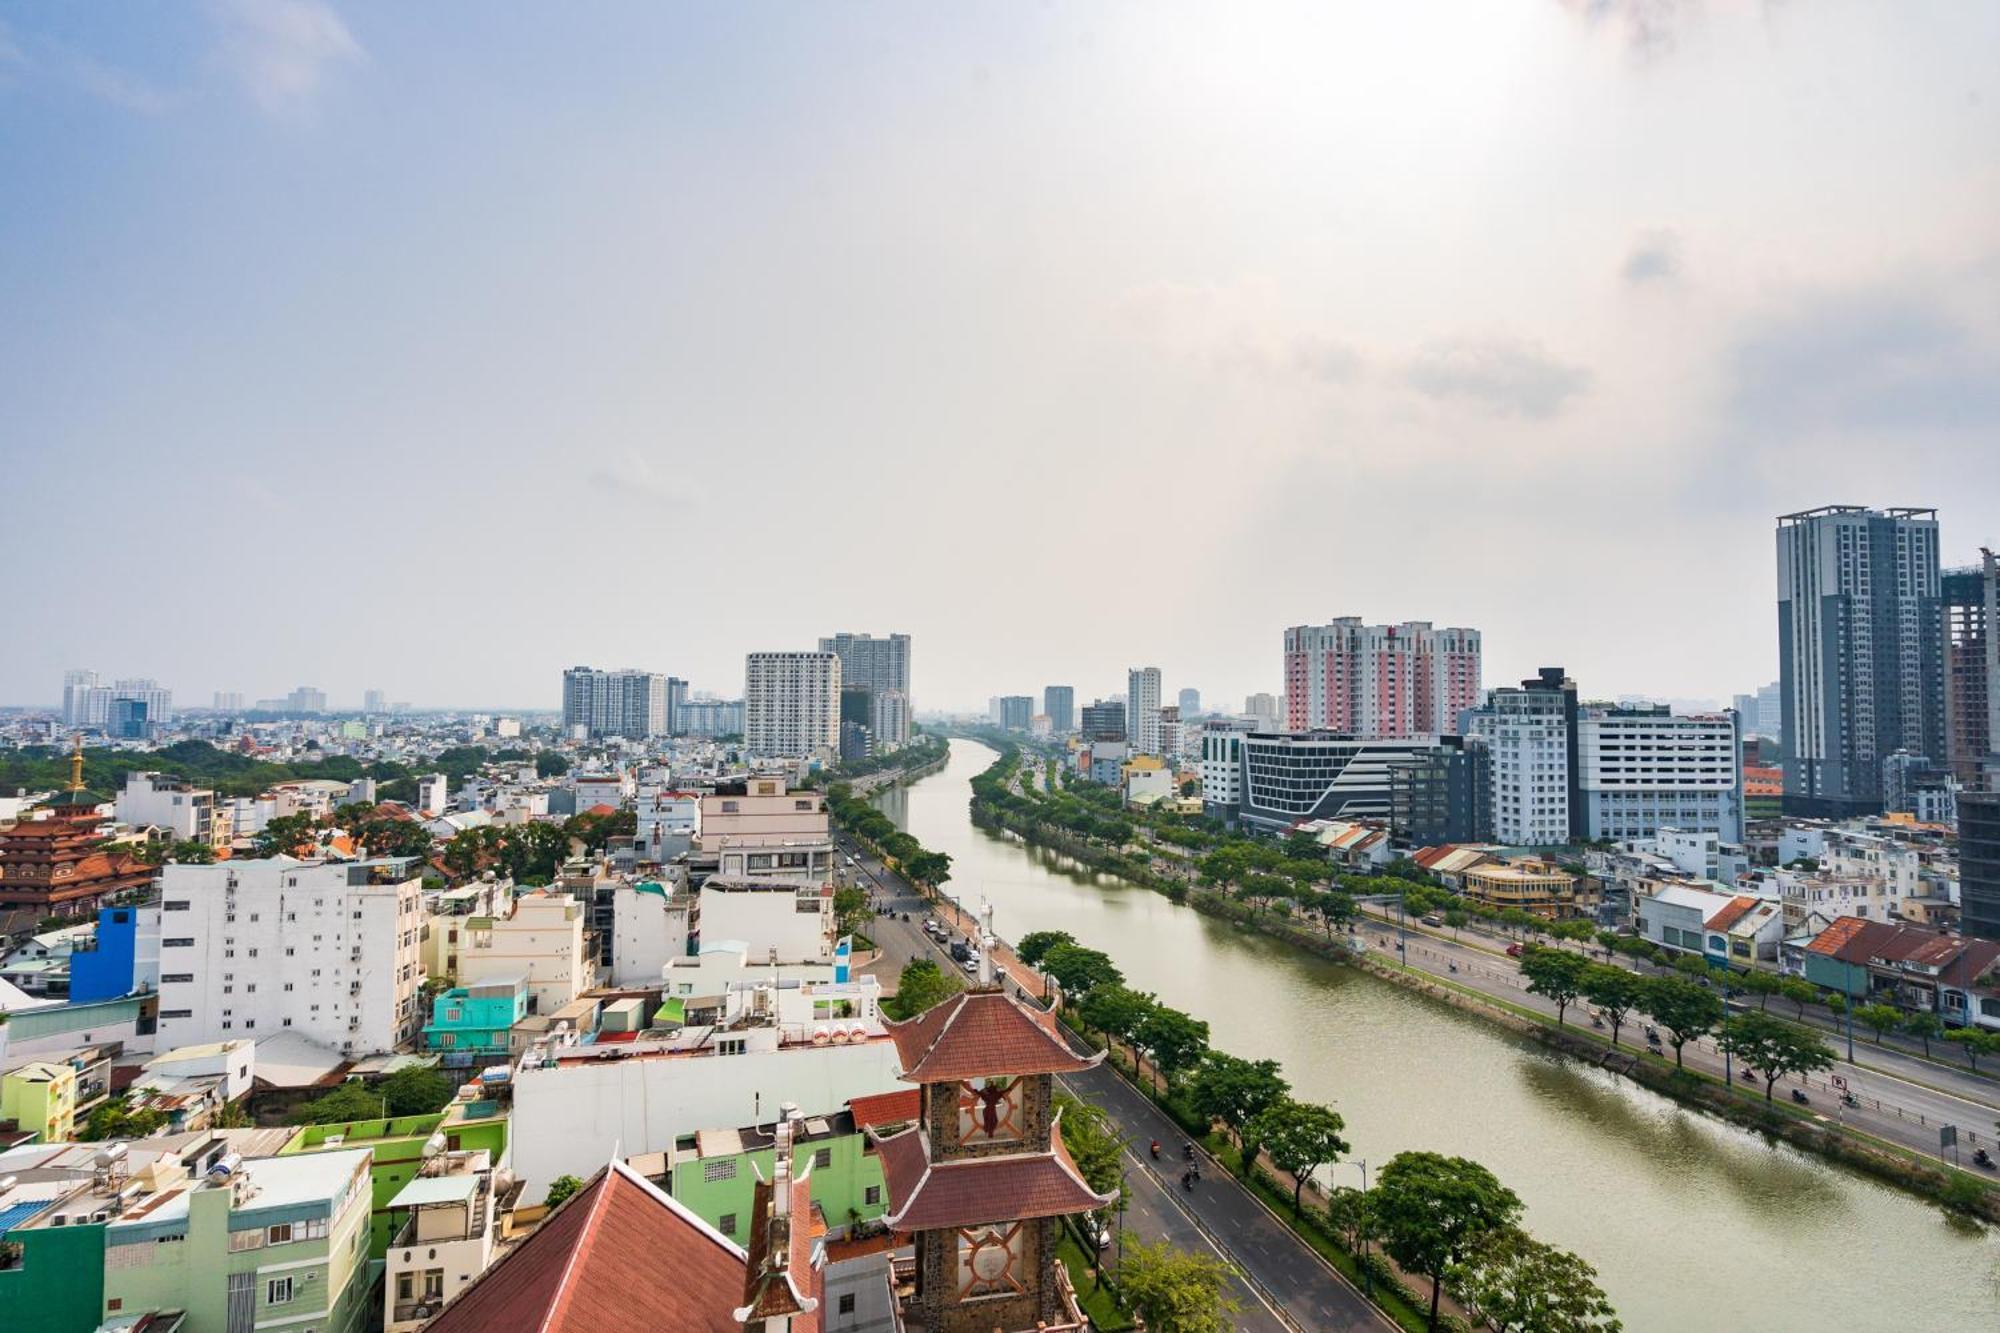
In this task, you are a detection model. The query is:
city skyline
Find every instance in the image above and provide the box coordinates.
[3,3,1998,710]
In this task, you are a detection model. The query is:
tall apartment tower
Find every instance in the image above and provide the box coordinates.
[1043,685,1075,733]
[1126,667,1163,755]
[1283,619,1482,738]
[1943,558,1992,782]
[1776,507,1944,816]
[1463,667,1581,846]
[560,667,670,739]
[819,632,911,748]
[744,651,841,757]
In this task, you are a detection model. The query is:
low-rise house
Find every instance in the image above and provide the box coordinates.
[423,977,529,1058]
[459,891,592,1016]
[0,1058,78,1142]
[655,1100,891,1245]
[382,1148,515,1332]
[611,879,700,986]
[1297,819,1394,869]
[1637,884,1745,962]
[1411,844,1500,891]
[1801,917,2000,1019]
[1461,861,1589,919]
[1121,755,1174,807]
[697,878,834,965]
[68,903,161,1003]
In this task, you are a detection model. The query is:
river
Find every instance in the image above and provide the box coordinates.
[875,738,2000,1331]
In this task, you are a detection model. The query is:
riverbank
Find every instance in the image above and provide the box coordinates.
[965,743,2000,1222]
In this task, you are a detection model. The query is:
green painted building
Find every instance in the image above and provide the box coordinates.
[664,1107,887,1245]
[421,976,528,1054]
[98,1148,375,1333]
[280,1098,510,1257]
[0,1215,105,1333]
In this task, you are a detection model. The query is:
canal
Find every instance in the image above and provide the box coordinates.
[875,738,2000,1331]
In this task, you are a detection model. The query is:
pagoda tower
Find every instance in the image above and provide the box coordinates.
[0,735,153,915]
[874,918,1112,1332]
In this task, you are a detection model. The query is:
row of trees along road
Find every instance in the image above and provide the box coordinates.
[1518,945,1835,1099]
[1018,927,1619,1331]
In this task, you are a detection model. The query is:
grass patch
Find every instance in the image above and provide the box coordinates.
[1056,1228,1134,1331]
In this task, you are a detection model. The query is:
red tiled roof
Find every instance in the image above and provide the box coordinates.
[875,1118,1113,1231]
[884,989,1101,1084]
[1805,915,1886,959]
[738,1171,821,1330]
[1704,896,1761,934]
[585,803,619,817]
[846,1089,921,1131]
[428,1161,745,1333]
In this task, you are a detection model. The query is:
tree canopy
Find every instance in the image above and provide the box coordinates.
[1717,1012,1834,1101]
[1519,947,1591,1027]
[1117,1237,1243,1333]
[1640,975,1724,1069]
[1187,1053,1289,1147]
[1247,1098,1349,1212]
[1446,1226,1621,1333]
[1370,1151,1525,1331]
[883,957,964,1021]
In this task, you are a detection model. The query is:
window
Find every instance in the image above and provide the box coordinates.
[161,973,193,984]
[267,1222,293,1245]
[703,1158,738,1182]
[163,938,194,948]
[163,900,190,912]
[267,1276,294,1305]
[229,1229,264,1251]
[864,1185,881,1205]
[718,1213,738,1235]
[813,1148,832,1169]
[838,1294,856,1315]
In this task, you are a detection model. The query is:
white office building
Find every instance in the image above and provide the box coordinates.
[458,892,592,1016]
[1576,707,1743,844]
[152,857,426,1057]
[698,880,835,964]
[744,651,841,758]
[115,771,219,845]
[1127,667,1163,756]
[1463,669,1576,847]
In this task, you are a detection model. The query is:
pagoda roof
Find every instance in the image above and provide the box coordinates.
[883,988,1101,1085]
[39,789,107,810]
[874,1112,1114,1231]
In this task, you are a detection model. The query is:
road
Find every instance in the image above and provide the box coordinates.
[836,828,1393,1332]
[1349,907,2000,1166]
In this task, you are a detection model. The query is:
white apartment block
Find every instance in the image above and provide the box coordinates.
[458,892,591,1016]
[745,651,841,758]
[1282,619,1482,738]
[418,774,450,817]
[611,882,698,987]
[1576,708,1743,844]
[1128,667,1163,756]
[1199,725,1249,810]
[697,879,835,963]
[115,771,219,845]
[153,857,426,1057]
[1465,680,1573,846]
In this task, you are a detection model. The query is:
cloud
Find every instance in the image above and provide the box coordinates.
[1728,285,2000,434]
[1117,280,1365,386]
[1622,230,1683,284]
[587,449,694,507]
[209,0,361,113]
[1404,337,1594,419]
[70,57,175,114]
[0,20,24,67]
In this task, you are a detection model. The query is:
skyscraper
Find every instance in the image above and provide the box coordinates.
[1282,619,1482,738]
[560,667,670,739]
[744,651,841,757]
[363,689,388,714]
[1080,700,1126,743]
[999,696,1034,731]
[1776,506,1944,816]
[1177,687,1202,718]
[1127,667,1162,755]
[62,669,100,727]
[1462,668,1580,846]
[819,632,911,749]
[1043,685,1075,733]
[1943,558,1992,782]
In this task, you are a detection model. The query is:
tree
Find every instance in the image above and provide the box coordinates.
[1118,1237,1242,1333]
[903,849,954,890]
[1593,930,1621,962]
[1581,965,1643,1048]
[1671,954,1715,984]
[378,1065,454,1117]
[1079,985,1158,1065]
[1370,1151,1524,1331]
[1947,1028,2000,1072]
[1041,941,1123,996]
[166,839,217,864]
[1520,947,1591,1028]
[1734,967,1782,1011]
[1248,1099,1349,1212]
[1136,1005,1211,1093]
[1055,1091,1126,1212]
[1016,930,1076,967]
[288,1082,388,1126]
[1717,1012,1835,1101]
[254,812,320,859]
[1641,976,1724,1069]
[832,885,869,935]
[1446,1226,1621,1333]
[1856,1003,1903,1044]
[545,1174,584,1208]
[1187,1053,1289,1160]
[535,753,571,778]
[1445,909,1469,941]
[884,957,963,1020]
[1901,1011,1944,1058]
[1779,977,1821,1021]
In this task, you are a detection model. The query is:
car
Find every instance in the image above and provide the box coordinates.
[1420,914,1444,927]
[1505,942,1524,958]
[1080,1217,1111,1250]
[961,956,979,973]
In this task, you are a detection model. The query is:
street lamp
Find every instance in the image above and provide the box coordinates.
[1341,1159,1372,1299]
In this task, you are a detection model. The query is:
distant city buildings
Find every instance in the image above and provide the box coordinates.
[1245,692,1280,730]
[363,688,388,714]
[1080,699,1126,743]
[211,690,245,711]
[1127,666,1162,755]
[1177,687,1201,717]
[819,631,912,751]
[61,670,172,729]
[997,695,1034,732]
[1043,685,1075,733]
[561,666,671,739]
[1462,668,1579,846]
[677,696,745,738]
[1777,506,1944,816]
[744,650,841,757]
[1282,619,1481,738]
[1943,554,1994,782]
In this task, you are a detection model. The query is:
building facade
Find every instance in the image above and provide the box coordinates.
[1221,732,1455,833]
[1042,685,1075,733]
[744,651,841,758]
[1961,789,2000,942]
[153,857,426,1056]
[1776,506,1944,816]
[1127,667,1162,755]
[561,666,670,739]
[1575,706,1743,844]
[1462,668,1580,846]
[1282,618,1482,738]
[1079,700,1125,743]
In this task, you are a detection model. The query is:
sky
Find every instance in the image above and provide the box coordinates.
[2,1,1997,715]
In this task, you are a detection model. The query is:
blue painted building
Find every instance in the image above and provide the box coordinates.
[421,975,528,1054]
[68,905,147,1003]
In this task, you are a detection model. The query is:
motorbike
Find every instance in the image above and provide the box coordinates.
[1149,1140,1161,1160]
[1840,1093,1859,1109]
[1975,1149,1994,1170]
[1448,962,1458,974]
[1791,1088,1810,1105]
[1591,1015,1604,1030]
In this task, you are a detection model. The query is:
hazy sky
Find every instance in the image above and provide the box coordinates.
[4,2,1997,714]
